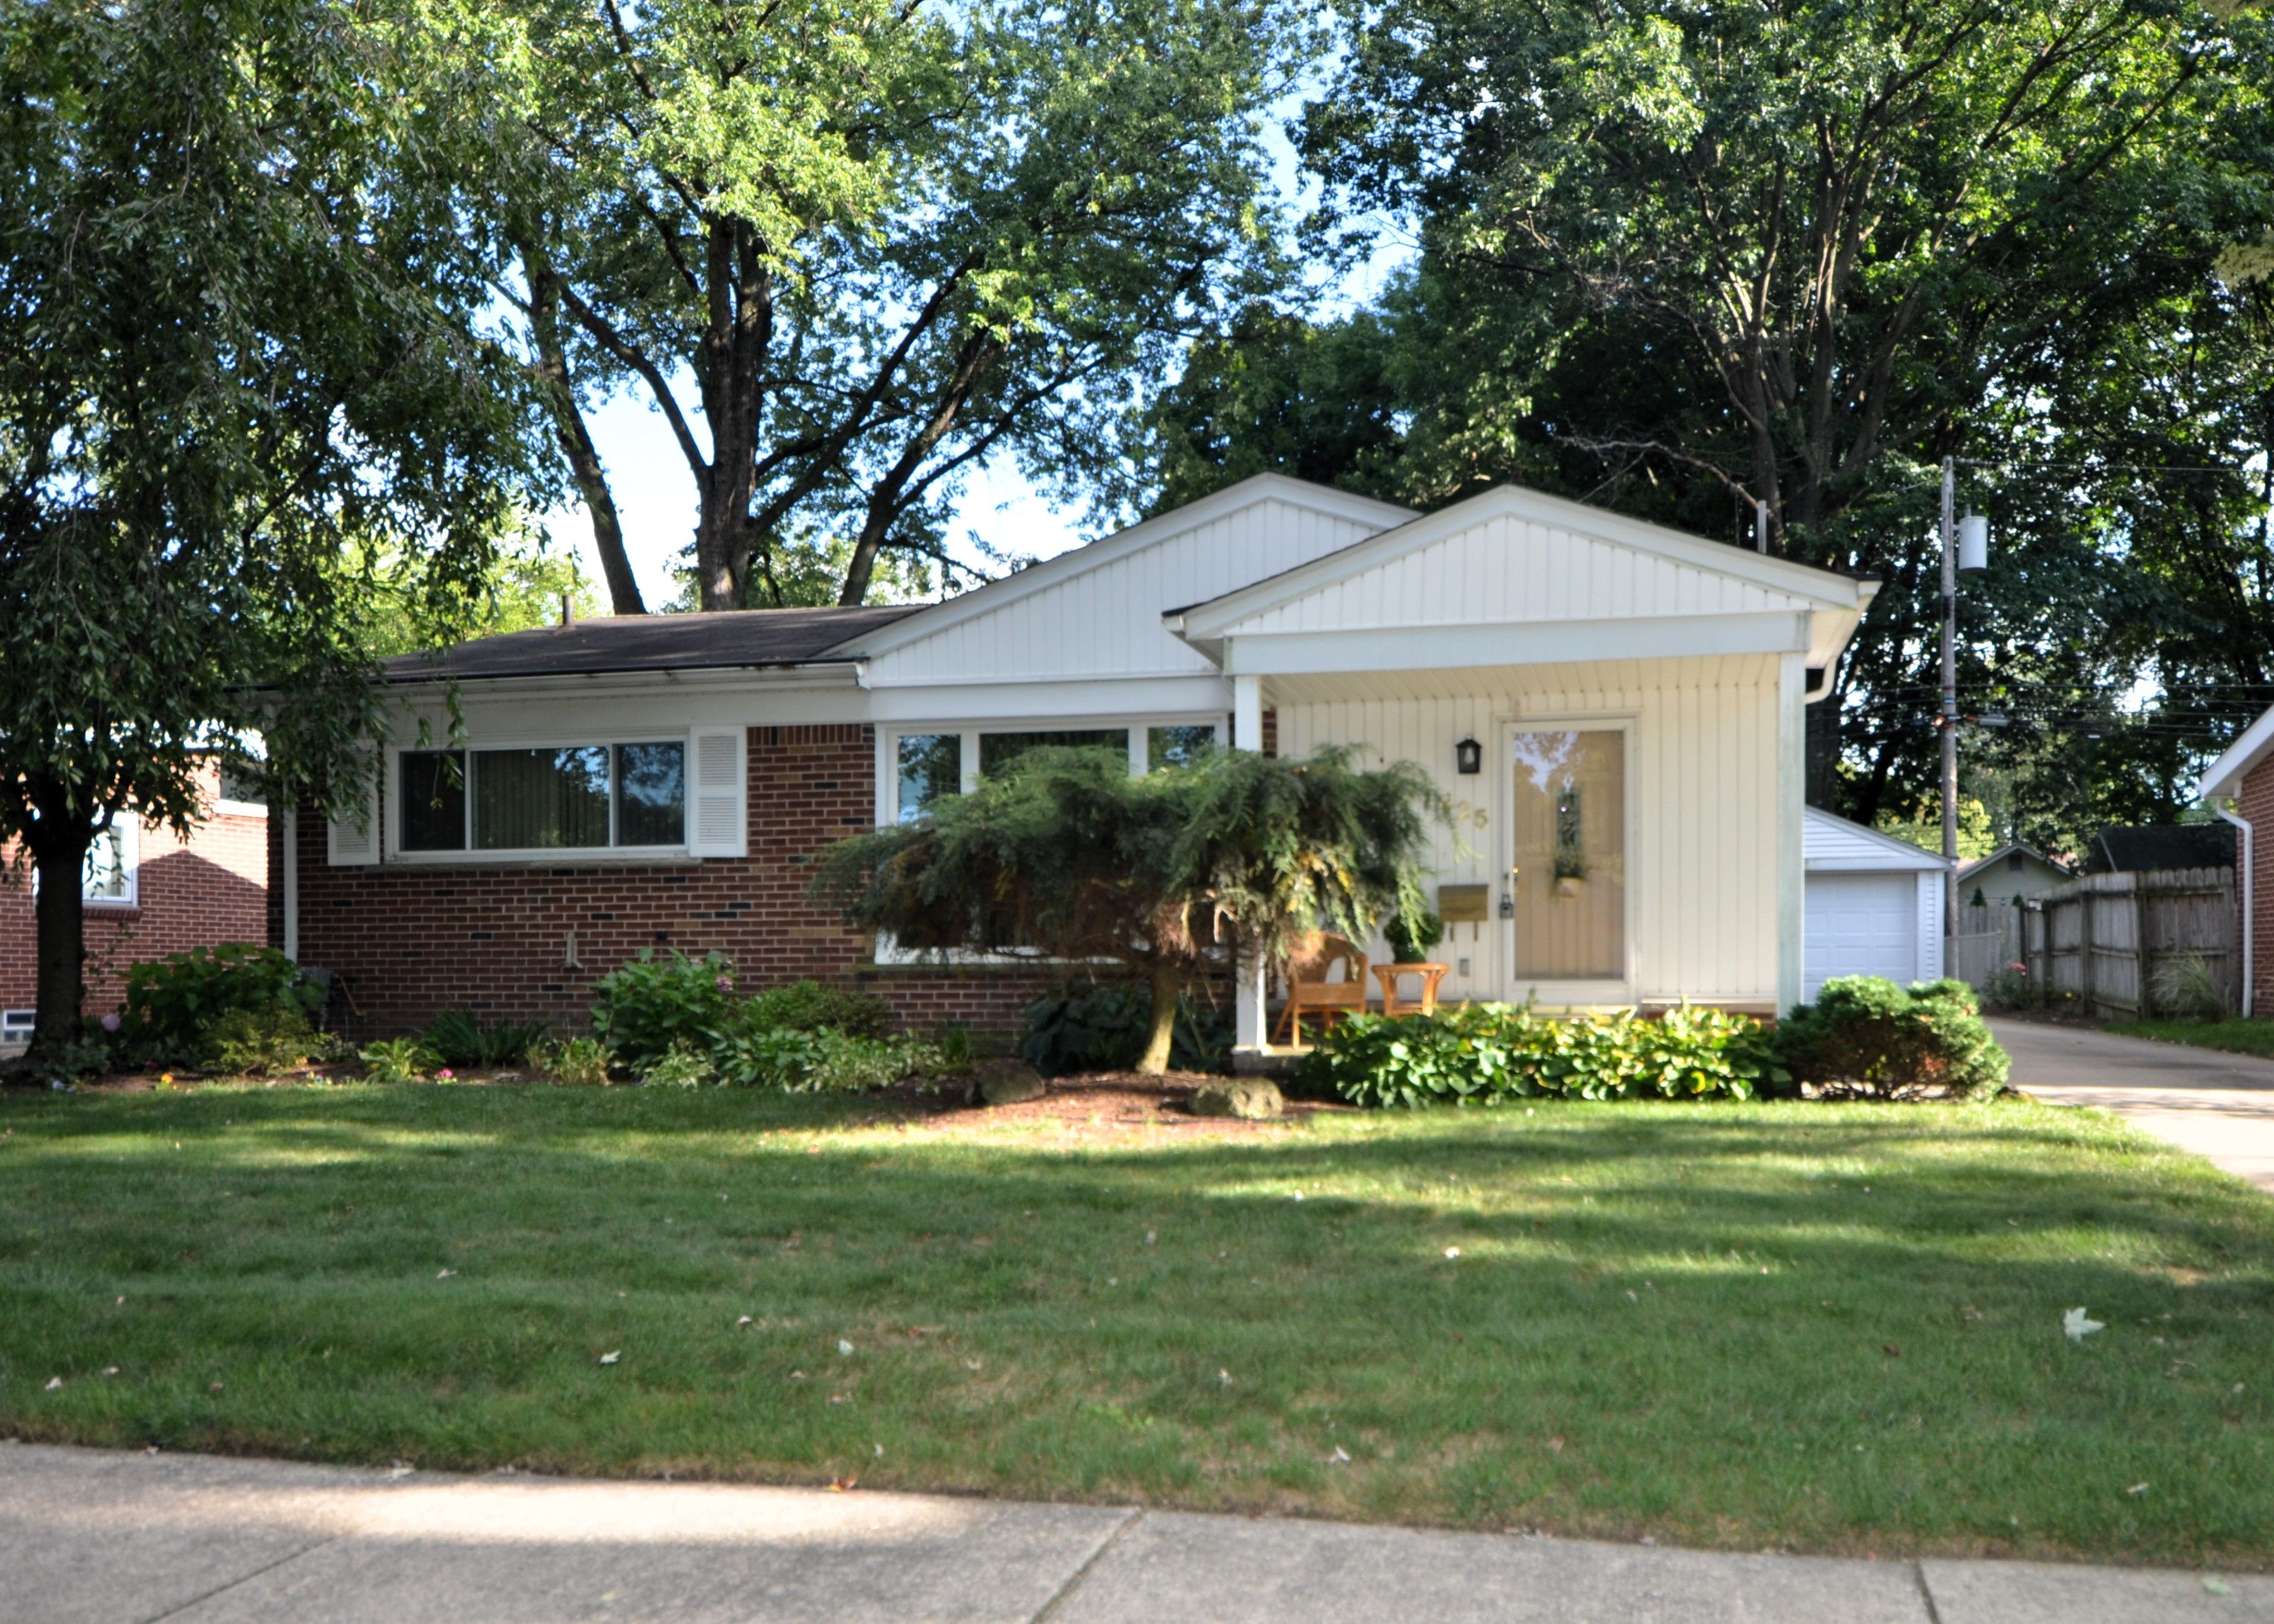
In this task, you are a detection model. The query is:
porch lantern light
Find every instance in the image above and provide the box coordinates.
[1454,736,1483,775]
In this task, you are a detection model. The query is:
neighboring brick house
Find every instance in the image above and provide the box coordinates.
[280,473,1879,1047]
[1,759,270,1041]
[2195,724,2274,1018]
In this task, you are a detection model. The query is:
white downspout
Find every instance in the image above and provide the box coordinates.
[282,806,299,962]
[1232,665,1267,1052]
[2219,804,2253,1017]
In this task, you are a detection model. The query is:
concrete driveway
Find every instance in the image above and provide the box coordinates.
[1992,1018,2274,1191]
[4,1441,2270,1624]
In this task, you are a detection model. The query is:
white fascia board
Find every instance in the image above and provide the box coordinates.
[378,662,865,706]
[379,664,873,739]
[1222,611,1812,677]
[1176,484,1870,641]
[2198,702,2274,801]
[1802,805,1951,871]
[863,672,1231,725]
[823,474,1416,662]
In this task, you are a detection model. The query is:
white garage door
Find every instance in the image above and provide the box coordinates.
[1804,872,1918,1000]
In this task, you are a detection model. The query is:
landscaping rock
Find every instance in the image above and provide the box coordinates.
[970,1060,1046,1106]
[1189,1078,1283,1119]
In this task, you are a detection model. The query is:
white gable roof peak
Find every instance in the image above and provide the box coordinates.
[819,473,1415,662]
[1803,806,1950,871]
[1170,482,1874,643]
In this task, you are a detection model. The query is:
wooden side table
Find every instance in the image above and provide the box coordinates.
[1372,962,1451,1018]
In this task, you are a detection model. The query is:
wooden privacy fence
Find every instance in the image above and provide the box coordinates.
[2021,867,2238,1018]
[1949,901,2025,991]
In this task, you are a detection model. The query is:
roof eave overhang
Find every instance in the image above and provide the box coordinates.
[2197,703,2274,803]
[376,660,866,702]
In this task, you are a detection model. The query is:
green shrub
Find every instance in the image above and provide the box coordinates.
[39,1032,114,1084]
[590,950,735,1068]
[533,1036,613,1087]
[121,943,322,1061]
[741,979,895,1039]
[1020,984,1232,1075]
[1298,1002,1783,1109]
[1774,976,2009,1099]
[203,1006,314,1075]
[423,1010,549,1070]
[641,1040,716,1089]
[708,1017,932,1092]
[358,1036,438,1084]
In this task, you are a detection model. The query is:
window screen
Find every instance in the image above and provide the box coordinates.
[897,734,963,821]
[400,751,467,852]
[614,743,686,845]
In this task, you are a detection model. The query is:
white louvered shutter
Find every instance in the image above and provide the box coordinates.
[686,728,747,858]
[326,766,380,866]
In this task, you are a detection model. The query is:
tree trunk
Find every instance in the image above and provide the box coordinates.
[525,248,646,615]
[1135,962,1183,1076]
[25,820,93,1071]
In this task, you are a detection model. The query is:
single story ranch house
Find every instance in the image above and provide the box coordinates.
[278,474,1878,1049]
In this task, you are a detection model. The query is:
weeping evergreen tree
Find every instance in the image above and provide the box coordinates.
[811,744,1447,1073]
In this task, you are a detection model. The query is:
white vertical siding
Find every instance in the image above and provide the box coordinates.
[1276,655,1785,1008]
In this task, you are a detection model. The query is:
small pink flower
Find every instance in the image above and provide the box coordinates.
[436,1068,455,1081]
[715,976,734,993]
[100,1013,121,1032]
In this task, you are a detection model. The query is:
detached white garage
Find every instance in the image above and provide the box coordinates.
[1802,808,1948,1001]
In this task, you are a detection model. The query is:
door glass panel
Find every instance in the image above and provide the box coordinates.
[1511,730,1624,978]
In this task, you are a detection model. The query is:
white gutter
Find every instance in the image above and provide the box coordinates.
[2220,803,2254,1017]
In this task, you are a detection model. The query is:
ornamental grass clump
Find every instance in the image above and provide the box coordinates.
[1300,1003,1783,1109]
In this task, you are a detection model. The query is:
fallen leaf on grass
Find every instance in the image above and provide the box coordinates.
[43,1376,61,1391]
[1883,1344,1901,1358]
[2127,1483,2149,1496]
[1444,1246,1461,1259]
[1547,1436,1565,1454]
[385,1462,414,1480]
[598,1351,620,1366]
[826,1476,858,1492]
[2062,1308,2104,1342]
[1328,1446,1351,1464]
[736,1315,753,1328]
[102,1366,118,1376]
[1218,1369,1234,1387]
[837,1339,854,1356]
[2205,1577,2233,1595]
[436,1269,455,1279]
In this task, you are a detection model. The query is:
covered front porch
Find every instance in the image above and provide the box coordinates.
[1159,484,1876,1054]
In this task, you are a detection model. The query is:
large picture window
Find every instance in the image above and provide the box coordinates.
[896,734,962,823]
[400,743,685,854]
[1510,729,1625,979]
[978,729,1128,778]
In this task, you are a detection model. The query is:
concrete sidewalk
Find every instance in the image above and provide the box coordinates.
[3,1442,2266,1623]
[1992,1019,2274,1191]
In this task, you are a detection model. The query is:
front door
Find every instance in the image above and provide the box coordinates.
[1509,729,1625,984]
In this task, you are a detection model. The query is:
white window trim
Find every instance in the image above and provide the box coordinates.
[212,798,270,820]
[382,736,697,865]
[83,818,140,908]
[1499,714,1638,1003]
[871,713,1226,965]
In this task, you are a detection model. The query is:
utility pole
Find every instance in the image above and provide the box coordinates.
[1940,456,1958,934]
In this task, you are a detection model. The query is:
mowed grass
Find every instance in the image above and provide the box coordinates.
[2107,1016,2274,1061]
[1,1084,2270,1566]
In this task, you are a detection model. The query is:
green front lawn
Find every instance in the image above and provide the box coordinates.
[2106,1017,2274,1060]
[2,1082,2270,1567]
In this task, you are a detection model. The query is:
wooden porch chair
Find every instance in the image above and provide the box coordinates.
[1272,933,1368,1046]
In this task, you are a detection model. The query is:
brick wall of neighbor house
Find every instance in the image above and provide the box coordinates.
[0,764,270,1020]
[2237,756,2274,1015]
[282,724,1058,1041]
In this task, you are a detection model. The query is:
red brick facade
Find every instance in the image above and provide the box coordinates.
[1,761,270,1021]
[2237,756,2274,1015]
[280,724,1058,1041]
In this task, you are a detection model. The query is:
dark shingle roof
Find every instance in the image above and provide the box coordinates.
[2084,823,2236,875]
[377,606,926,684]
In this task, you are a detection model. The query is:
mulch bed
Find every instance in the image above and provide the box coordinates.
[867,1071,1349,1142]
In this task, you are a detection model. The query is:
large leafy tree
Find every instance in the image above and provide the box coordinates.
[457,0,1293,612]
[0,0,538,1068]
[1182,0,2274,816]
[813,746,1443,1073]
